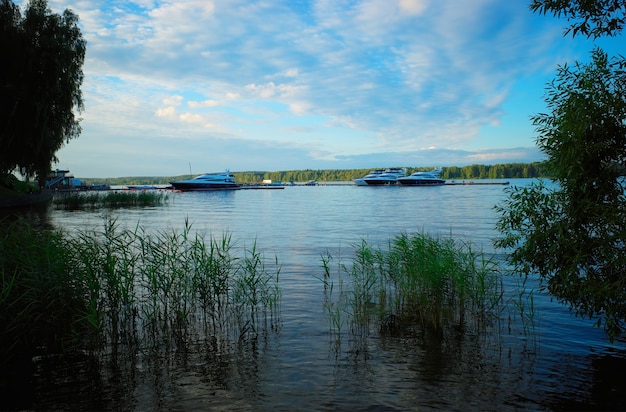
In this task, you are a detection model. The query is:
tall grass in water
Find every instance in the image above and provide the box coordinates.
[0,218,93,405]
[233,241,282,337]
[321,231,505,337]
[1,217,281,372]
[67,218,282,349]
[53,191,167,209]
[0,219,92,352]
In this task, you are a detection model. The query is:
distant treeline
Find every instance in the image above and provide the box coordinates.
[235,162,548,182]
[81,162,549,185]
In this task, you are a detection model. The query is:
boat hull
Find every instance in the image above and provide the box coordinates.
[364,180,398,185]
[170,182,240,191]
[397,179,445,186]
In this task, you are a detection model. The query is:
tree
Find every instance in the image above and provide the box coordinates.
[0,0,85,185]
[531,0,626,38]
[495,1,626,341]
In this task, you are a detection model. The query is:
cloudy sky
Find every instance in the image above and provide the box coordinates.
[25,1,622,177]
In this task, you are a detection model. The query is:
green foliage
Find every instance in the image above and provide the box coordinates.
[0,0,85,184]
[530,0,626,38]
[495,48,626,341]
[441,162,547,180]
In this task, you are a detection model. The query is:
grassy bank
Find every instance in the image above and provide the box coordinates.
[0,175,37,197]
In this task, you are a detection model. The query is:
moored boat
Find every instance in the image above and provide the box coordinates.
[354,169,384,186]
[397,168,445,186]
[170,171,240,191]
[363,167,406,185]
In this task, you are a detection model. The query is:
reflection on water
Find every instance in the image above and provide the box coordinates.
[0,202,53,229]
[5,181,626,410]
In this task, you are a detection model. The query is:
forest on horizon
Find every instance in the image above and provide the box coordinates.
[80,162,548,186]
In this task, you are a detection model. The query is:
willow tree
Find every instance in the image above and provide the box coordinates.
[0,0,85,185]
[531,0,625,37]
[495,1,626,341]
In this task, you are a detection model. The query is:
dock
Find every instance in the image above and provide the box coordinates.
[444,181,509,186]
[239,184,285,190]
[291,180,510,186]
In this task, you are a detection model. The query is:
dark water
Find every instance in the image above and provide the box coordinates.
[7,179,626,411]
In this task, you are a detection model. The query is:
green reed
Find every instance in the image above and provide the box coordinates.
[1,217,281,368]
[0,219,92,369]
[321,231,506,337]
[232,241,282,337]
[190,230,234,334]
[53,190,167,209]
[320,252,345,336]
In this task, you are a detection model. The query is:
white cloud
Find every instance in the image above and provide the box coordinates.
[283,68,299,77]
[398,0,428,16]
[355,0,428,25]
[245,82,305,99]
[163,95,183,106]
[289,101,311,115]
[188,100,221,108]
[156,106,176,118]
[179,113,204,123]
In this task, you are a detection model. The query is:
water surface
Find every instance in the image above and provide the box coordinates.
[20,180,626,410]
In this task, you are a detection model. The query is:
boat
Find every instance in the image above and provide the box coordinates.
[363,167,406,185]
[397,168,445,186]
[170,171,240,191]
[353,169,384,186]
[304,180,318,186]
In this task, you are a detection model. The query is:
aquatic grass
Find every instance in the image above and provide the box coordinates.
[63,219,145,352]
[1,216,282,380]
[346,240,383,335]
[53,191,167,209]
[321,231,508,338]
[320,251,347,336]
[71,218,282,348]
[510,271,538,335]
[232,241,282,338]
[190,231,235,335]
[0,218,94,374]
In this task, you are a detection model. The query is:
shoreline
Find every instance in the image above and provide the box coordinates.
[0,189,53,209]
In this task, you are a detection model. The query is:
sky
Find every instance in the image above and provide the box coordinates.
[22,0,624,177]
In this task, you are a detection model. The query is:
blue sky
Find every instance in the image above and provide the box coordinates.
[30,1,623,177]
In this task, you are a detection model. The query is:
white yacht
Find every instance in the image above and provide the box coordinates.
[354,169,384,186]
[397,168,445,186]
[170,171,240,191]
[363,167,406,185]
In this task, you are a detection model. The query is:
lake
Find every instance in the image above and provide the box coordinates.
[10,179,626,411]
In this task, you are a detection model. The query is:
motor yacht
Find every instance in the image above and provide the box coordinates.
[363,167,406,185]
[354,169,384,186]
[397,168,445,186]
[170,171,240,191]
